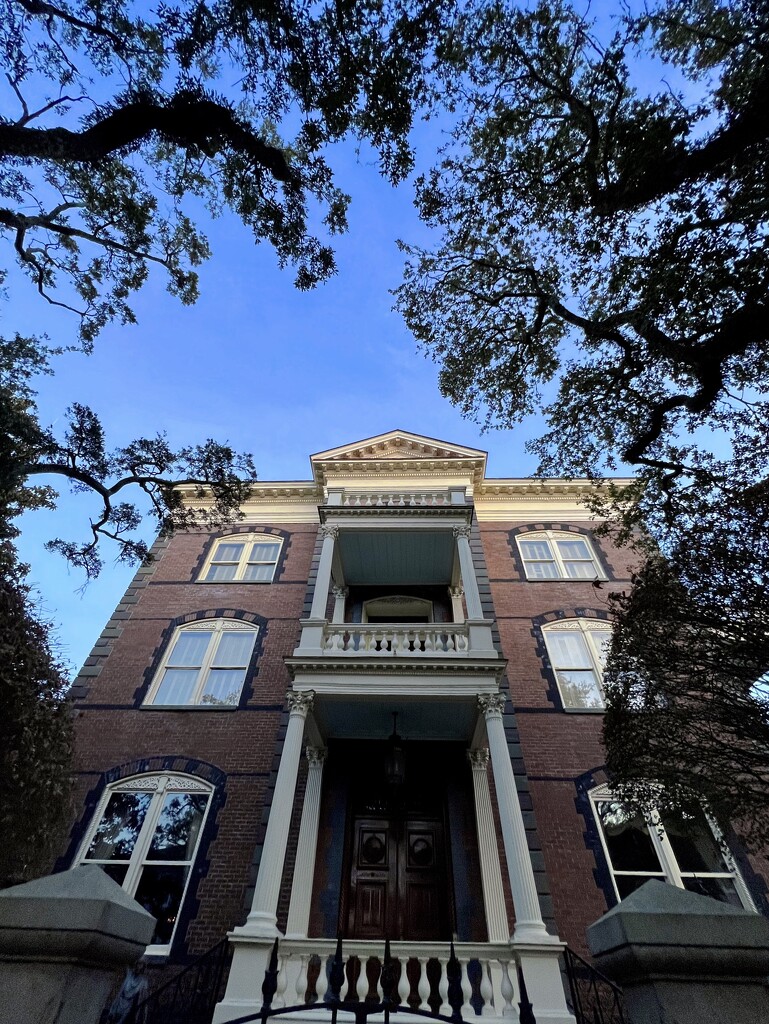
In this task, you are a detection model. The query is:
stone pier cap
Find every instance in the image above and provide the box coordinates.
[588,879,769,981]
[0,865,155,967]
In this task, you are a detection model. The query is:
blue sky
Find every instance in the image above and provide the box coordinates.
[10,138,542,677]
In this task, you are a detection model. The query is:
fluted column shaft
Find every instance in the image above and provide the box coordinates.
[469,748,510,942]
[309,526,338,621]
[285,746,327,938]
[246,690,314,936]
[454,526,484,620]
[479,694,549,943]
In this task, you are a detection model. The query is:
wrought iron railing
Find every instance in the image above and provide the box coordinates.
[563,947,628,1024]
[132,937,233,1024]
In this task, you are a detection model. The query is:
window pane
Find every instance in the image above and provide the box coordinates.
[520,540,554,561]
[547,632,592,668]
[682,876,743,907]
[242,563,274,582]
[664,811,731,874]
[565,561,596,579]
[86,792,152,860]
[588,630,611,665]
[134,865,189,945]
[596,800,662,873]
[615,874,664,899]
[213,543,245,562]
[249,542,280,562]
[557,670,604,708]
[205,564,237,582]
[148,793,208,861]
[167,632,212,667]
[99,863,129,885]
[212,631,256,666]
[201,669,246,705]
[556,539,591,560]
[526,560,559,579]
[154,669,199,705]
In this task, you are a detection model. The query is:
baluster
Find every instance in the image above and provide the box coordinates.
[274,954,288,1008]
[397,958,410,1007]
[329,937,345,1004]
[479,959,494,1015]
[295,955,309,1005]
[459,957,473,1015]
[417,957,431,1010]
[498,959,515,1018]
[375,955,385,1003]
[315,955,329,1005]
[424,629,435,653]
[340,957,350,1003]
[356,956,368,1003]
[390,628,401,654]
[446,630,456,652]
[438,955,450,1015]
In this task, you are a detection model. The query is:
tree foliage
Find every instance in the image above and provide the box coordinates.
[396,0,769,841]
[2,0,447,342]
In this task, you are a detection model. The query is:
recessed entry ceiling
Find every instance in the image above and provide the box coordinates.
[339,530,455,585]
[313,694,478,742]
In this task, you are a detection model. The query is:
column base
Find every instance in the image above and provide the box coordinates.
[241,910,282,938]
[513,940,575,1024]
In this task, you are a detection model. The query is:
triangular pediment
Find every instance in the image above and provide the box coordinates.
[312,430,486,463]
[311,430,488,487]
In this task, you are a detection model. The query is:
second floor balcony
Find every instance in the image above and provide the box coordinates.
[291,487,499,664]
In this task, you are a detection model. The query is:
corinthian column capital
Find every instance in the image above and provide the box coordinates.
[286,689,315,715]
[478,692,506,718]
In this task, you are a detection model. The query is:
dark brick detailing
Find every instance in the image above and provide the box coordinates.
[530,608,611,712]
[191,525,293,584]
[506,523,617,583]
[69,533,172,701]
[131,608,269,708]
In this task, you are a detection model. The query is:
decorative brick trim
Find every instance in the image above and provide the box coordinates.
[56,756,227,963]
[507,523,615,582]
[531,608,612,711]
[191,525,292,584]
[132,609,268,707]
[70,534,172,703]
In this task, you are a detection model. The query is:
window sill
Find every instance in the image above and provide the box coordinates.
[195,579,275,584]
[562,706,605,714]
[140,703,239,711]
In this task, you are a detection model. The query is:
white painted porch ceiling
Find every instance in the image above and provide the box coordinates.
[338,530,455,585]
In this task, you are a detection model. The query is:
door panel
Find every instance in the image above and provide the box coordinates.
[347,815,449,940]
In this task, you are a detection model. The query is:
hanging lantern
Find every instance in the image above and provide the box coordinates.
[384,711,406,787]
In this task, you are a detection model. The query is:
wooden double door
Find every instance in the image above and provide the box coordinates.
[346,811,451,941]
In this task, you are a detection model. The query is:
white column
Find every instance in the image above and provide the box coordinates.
[309,525,338,621]
[468,748,509,943]
[478,693,550,943]
[453,525,483,619]
[448,585,465,623]
[285,746,327,938]
[246,690,315,937]
[331,585,348,624]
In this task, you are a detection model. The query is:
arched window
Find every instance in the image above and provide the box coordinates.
[78,773,213,952]
[590,784,755,910]
[362,595,434,622]
[517,531,605,580]
[144,620,258,707]
[542,619,611,710]
[200,533,282,582]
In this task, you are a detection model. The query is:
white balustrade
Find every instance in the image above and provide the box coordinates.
[268,939,520,1018]
[322,623,471,656]
[340,490,455,507]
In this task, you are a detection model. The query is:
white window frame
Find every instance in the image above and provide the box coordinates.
[77,773,214,954]
[143,619,258,708]
[516,531,605,581]
[542,619,612,711]
[590,783,755,910]
[199,533,283,583]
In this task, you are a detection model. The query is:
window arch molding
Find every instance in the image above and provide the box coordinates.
[195,526,289,584]
[509,524,611,582]
[588,782,756,911]
[74,769,220,954]
[537,613,612,711]
[134,610,267,708]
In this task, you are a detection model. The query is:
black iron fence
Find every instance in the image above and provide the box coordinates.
[563,947,628,1024]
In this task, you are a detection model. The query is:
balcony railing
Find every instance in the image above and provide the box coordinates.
[267,938,519,1018]
[337,490,464,508]
[323,623,470,656]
